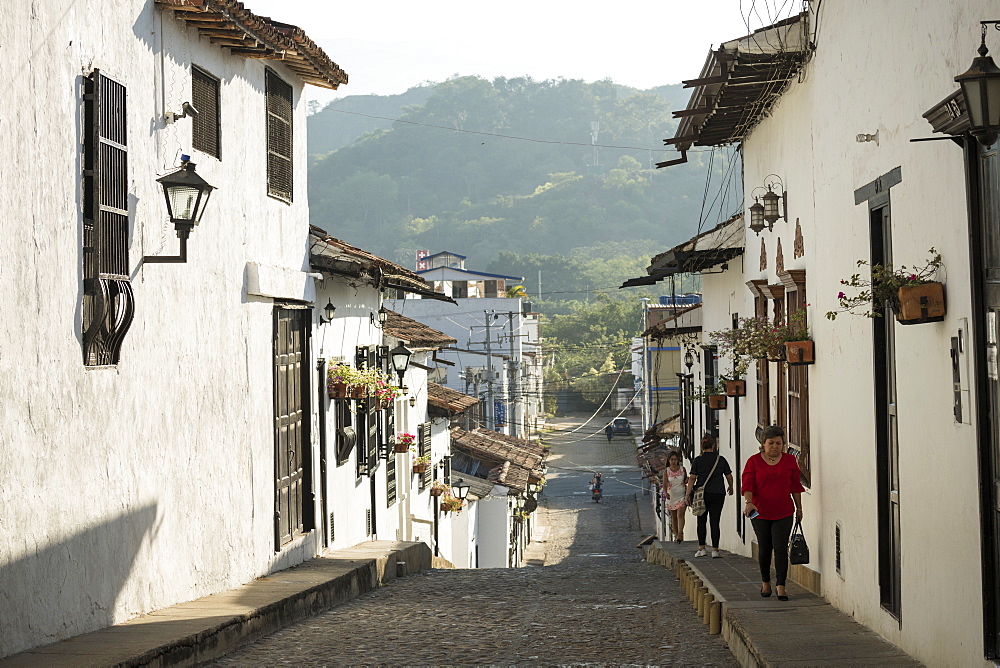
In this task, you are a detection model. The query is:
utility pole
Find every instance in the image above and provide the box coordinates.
[507,311,519,438]
[484,310,496,431]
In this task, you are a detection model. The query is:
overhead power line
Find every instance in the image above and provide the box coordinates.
[319,107,716,156]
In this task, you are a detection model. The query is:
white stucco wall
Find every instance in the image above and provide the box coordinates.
[0,1,325,657]
[476,491,514,568]
[693,3,992,664]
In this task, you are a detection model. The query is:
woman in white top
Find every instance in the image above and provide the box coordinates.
[661,451,688,543]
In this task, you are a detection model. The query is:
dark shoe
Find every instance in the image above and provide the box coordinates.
[760,584,772,598]
[776,585,788,601]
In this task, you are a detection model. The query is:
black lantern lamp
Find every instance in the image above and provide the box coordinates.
[144,155,216,264]
[516,496,526,510]
[321,300,336,324]
[748,196,766,236]
[956,22,1000,146]
[684,349,694,372]
[527,481,540,495]
[451,483,470,500]
[390,342,413,388]
[371,306,390,327]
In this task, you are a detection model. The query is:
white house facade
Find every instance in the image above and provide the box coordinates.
[0,0,349,657]
[626,3,1000,665]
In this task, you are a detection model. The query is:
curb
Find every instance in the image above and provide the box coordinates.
[1,541,434,668]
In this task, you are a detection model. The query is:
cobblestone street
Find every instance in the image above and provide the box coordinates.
[215,415,736,666]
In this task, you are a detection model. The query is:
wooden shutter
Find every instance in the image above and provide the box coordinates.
[754,295,770,429]
[265,68,293,201]
[191,66,220,159]
[386,455,397,506]
[419,422,432,491]
[82,70,134,365]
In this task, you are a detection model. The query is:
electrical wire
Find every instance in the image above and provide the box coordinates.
[317,106,720,156]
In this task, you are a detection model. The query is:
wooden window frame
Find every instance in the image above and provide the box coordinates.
[418,422,432,491]
[747,281,771,430]
[779,270,810,487]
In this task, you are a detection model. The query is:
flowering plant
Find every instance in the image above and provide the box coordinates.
[826,248,942,320]
[374,377,403,404]
[396,432,416,448]
[431,480,450,494]
[439,493,465,512]
[413,455,431,466]
[709,315,784,377]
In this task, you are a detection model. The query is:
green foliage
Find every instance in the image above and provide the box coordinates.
[826,249,943,320]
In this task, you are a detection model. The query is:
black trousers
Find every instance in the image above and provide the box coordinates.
[750,515,795,586]
[696,492,726,548]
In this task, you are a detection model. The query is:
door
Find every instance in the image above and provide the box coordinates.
[978,139,1000,655]
[274,306,313,549]
[871,201,902,619]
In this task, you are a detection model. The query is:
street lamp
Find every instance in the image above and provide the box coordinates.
[320,300,336,324]
[956,22,1000,146]
[748,196,766,236]
[516,496,526,510]
[144,155,216,264]
[684,349,694,373]
[451,483,470,500]
[527,482,539,494]
[371,306,390,327]
[390,343,413,388]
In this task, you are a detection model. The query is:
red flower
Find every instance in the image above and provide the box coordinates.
[838,292,846,299]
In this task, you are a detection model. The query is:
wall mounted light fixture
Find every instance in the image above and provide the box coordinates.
[320,300,336,324]
[956,21,1000,146]
[143,155,215,264]
[747,174,787,235]
[371,306,389,328]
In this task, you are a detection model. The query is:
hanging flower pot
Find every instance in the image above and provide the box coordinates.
[785,340,815,365]
[393,441,410,453]
[896,282,946,324]
[328,382,348,399]
[413,462,429,474]
[766,344,786,362]
[349,385,367,399]
[724,379,746,397]
[707,395,727,410]
[430,487,444,497]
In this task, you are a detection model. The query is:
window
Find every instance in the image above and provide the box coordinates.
[265,68,293,202]
[453,281,469,299]
[748,283,771,429]
[334,394,355,466]
[82,70,135,366]
[191,66,220,159]
[386,455,397,506]
[483,280,499,298]
[418,422,432,491]
[780,270,810,487]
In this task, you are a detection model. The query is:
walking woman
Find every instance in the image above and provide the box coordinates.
[661,451,688,543]
[742,425,805,601]
[686,435,734,558]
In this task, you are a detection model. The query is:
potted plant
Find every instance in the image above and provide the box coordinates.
[430,480,449,497]
[413,455,431,474]
[373,376,403,409]
[723,376,746,397]
[826,248,944,324]
[327,364,361,399]
[691,384,727,409]
[440,493,465,513]
[780,308,814,365]
[395,432,416,453]
[710,314,785,376]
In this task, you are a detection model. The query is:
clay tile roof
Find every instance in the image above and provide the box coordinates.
[383,311,457,349]
[487,461,530,493]
[310,227,423,284]
[427,382,479,414]
[636,445,674,481]
[156,0,348,89]
[449,427,545,471]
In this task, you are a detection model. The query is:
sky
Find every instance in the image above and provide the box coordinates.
[244,0,800,107]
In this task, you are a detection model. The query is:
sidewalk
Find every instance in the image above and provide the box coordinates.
[0,541,436,668]
[645,540,923,667]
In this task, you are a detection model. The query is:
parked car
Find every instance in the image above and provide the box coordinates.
[611,417,632,436]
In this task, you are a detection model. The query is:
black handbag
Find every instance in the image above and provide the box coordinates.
[789,520,809,565]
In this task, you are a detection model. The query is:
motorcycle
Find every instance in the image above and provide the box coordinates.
[592,483,603,502]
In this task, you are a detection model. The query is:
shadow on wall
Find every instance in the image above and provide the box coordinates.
[0,503,160,658]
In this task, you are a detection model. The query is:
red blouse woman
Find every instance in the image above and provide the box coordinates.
[741,425,804,601]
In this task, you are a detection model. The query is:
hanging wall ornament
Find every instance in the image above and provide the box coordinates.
[776,238,785,274]
[760,240,767,271]
[793,218,805,258]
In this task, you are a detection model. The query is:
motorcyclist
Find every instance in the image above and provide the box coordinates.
[590,472,604,502]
